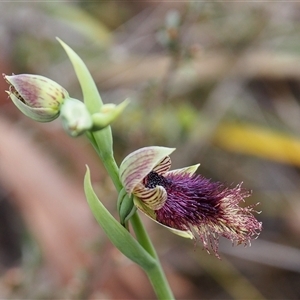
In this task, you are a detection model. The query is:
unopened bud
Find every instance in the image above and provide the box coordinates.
[117,188,136,228]
[91,99,129,131]
[3,74,68,122]
[60,98,93,137]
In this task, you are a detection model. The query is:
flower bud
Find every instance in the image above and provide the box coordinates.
[91,99,129,131]
[117,189,136,228]
[3,73,69,122]
[60,98,93,137]
[60,99,129,137]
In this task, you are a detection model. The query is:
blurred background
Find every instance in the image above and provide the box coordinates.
[1,1,300,299]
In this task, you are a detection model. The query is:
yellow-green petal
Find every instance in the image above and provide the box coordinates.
[91,99,130,130]
[152,156,172,175]
[119,146,175,195]
[133,197,194,239]
[167,163,200,176]
[133,182,167,210]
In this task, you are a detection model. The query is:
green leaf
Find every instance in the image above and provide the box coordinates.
[56,37,102,113]
[84,166,156,270]
[57,38,114,160]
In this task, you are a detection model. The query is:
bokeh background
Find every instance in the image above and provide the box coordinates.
[1,1,300,299]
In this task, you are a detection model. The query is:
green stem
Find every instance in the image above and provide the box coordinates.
[101,153,123,191]
[87,132,122,191]
[88,133,174,299]
[147,263,175,300]
[131,212,174,299]
[131,212,157,258]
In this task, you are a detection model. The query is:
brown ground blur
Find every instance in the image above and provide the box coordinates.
[1,2,300,299]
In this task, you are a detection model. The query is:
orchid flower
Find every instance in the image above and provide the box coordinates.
[119,146,262,257]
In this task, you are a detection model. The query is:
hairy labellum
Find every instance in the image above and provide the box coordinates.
[119,146,262,257]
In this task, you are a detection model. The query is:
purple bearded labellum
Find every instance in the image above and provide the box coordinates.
[119,146,262,257]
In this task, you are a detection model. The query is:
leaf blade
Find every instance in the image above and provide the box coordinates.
[57,38,102,113]
[84,166,156,270]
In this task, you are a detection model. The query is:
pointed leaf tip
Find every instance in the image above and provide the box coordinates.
[57,37,103,113]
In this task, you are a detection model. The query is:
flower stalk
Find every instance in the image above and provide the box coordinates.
[58,39,175,299]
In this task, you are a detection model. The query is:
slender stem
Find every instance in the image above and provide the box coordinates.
[88,134,174,299]
[131,212,175,300]
[131,212,157,258]
[147,263,175,300]
[87,133,122,191]
[101,154,123,191]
